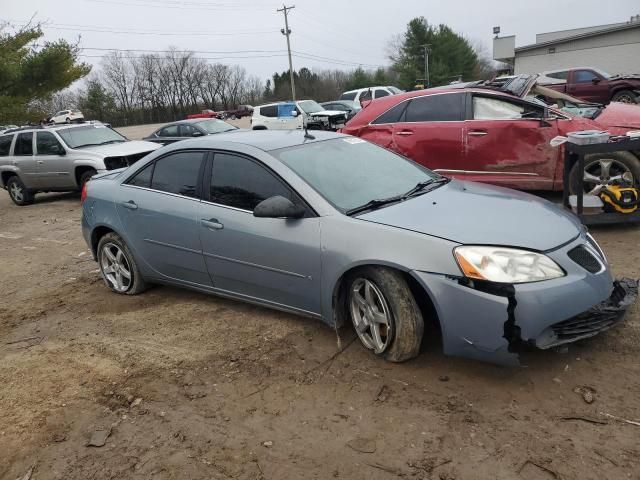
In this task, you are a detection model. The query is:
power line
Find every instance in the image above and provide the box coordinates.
[16,23,276,37]
[84,0,277,11]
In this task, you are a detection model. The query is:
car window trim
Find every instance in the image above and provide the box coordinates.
[468,92,548,122]
[205,149,318,217]
[370,91,466,126]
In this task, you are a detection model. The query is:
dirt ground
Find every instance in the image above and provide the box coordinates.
[1,159,640,480]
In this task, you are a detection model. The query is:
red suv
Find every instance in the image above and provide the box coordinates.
[342,78,640,193]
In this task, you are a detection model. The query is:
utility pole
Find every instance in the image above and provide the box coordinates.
[422,44,431,88]
[278,4,296,101]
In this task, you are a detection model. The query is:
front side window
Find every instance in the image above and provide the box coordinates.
[405,93,464,122]
[210,153,295,211]
[0,134,13,156]
[374,89,390,98]
[180,124,199,137]
[158,125,179,137]
[473,96,544,120]
[14,132,33,156]
[57,125,126,149]
[340,91,357,101]
[274,138,437,212]
[36,131,64,155]
[150,151,203,198]
[574,70,599,83]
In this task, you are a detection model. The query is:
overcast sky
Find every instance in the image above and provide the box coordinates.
[4,0,640,83]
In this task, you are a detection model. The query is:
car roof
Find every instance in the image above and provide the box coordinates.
[163,129,346,153]
[342,86,393,94]
[3,122,107,134]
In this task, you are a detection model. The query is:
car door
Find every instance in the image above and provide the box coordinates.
[116,150,212,286]
[278,103,302,130]
[199,152,321,315]
[257,105,280,129]
[567,69,609,103]
[463,93,560,189]
[12,132,41,189]
[388,93,467,174]
[35,131,75,188]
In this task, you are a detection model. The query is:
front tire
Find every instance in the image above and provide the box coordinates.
[612,90,639,104]
[97,232,148,295]
[348,267,423,362]
[65,117,71,124]
[6,176,35,206]
[569,151,640,194]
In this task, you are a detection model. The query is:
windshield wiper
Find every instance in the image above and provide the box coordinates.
[401,177,450,199]
[98,139,125,145]
[346,196,405,216]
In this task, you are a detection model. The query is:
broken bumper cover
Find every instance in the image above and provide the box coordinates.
[411,267,638,366]
[535,278,638,349]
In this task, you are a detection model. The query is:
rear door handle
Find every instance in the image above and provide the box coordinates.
[201,218,224,231]
[396,130,414,136]
[122,200,138,210]
[468,130,488,136]
[37,160,44,164]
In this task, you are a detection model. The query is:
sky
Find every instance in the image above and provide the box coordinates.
[3,0,640,83]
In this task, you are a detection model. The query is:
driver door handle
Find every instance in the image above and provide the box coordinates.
[397,130,414,136]
[468,130,488,136]
[202,218,224,231]
[122,200,138,210]
[37,160,44,164]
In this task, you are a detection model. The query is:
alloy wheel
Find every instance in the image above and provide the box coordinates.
[9,182,24,203]
[100,242,133,292]
[350,278,393,353]
[616,94,636,104]
[583,158,634,195]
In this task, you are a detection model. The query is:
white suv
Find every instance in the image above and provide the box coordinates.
[251,100,347,131]
[49,109,85,124]
[339,86,404,104]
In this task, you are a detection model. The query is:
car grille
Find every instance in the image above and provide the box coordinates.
[104,151,153,170]
[567,245,602,273]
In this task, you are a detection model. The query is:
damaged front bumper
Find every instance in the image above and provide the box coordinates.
[411,236,639,366]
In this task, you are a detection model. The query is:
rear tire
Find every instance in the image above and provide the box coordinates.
[6,176,35,206]
[97,232,148,295]
[347,267,423,362]
[612,90,639,104]
[65,117,71,124]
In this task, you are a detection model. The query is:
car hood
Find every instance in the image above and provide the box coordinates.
[309,110,346,117]
[609,74,640,82]
[594,102,640,130]
[75,140,161,156]
[357,180,581,251]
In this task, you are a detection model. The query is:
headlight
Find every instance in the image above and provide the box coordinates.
[454,246,565,284]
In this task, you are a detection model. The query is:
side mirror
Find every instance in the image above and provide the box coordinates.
[592,78,601,84]
[192,131,205,137]
[291,110,299,117]
[253,195,305,219]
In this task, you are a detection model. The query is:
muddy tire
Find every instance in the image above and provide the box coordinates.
[347,266,423,362]
[612,90,639,104]
[569,151,640,195]
[97,232,148,295]
[6,176,35,206]
[79,169,97,190]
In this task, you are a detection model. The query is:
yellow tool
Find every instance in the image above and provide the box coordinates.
[599,185,640,214]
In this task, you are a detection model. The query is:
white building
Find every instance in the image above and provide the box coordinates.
[493,16,640,75]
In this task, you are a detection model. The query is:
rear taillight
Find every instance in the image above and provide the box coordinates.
[81,181,88,204]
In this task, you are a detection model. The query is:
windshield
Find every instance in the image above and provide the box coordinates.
[593,68,612,79]
[57,125,126,148]
[298,100,325,114]
[195,119,237,134]
[388,86,403,94]
[340,91,357,101]
[273,137,438,212]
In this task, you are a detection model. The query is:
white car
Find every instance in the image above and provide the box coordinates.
[339,86,404,104]
[251,100,348,131]
[49,109,85,124]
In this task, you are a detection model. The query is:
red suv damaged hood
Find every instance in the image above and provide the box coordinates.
[592,102,640,134]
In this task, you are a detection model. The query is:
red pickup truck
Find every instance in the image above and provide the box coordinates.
[186,109,219,119]
[539,67,640,104]
[220,105,253,120]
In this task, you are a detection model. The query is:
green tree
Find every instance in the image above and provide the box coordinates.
[79,80,116,121]
[0,24,91,123]
[390,17,478,90]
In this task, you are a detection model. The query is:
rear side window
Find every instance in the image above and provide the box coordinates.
[158,125,179,137]
[372,102,409,124]
[340,92,357,101]
[259,105,278,117]
[150,151,204,198]
[0,135,12,156]
[128,163,154,188]
[14,132,33,156]
[405,94,464,122]
[546,71,568,80]
[210,153,295,211]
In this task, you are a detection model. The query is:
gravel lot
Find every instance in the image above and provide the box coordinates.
[1,131,640,479]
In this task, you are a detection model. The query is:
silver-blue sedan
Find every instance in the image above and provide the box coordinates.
[81,130,637,365]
